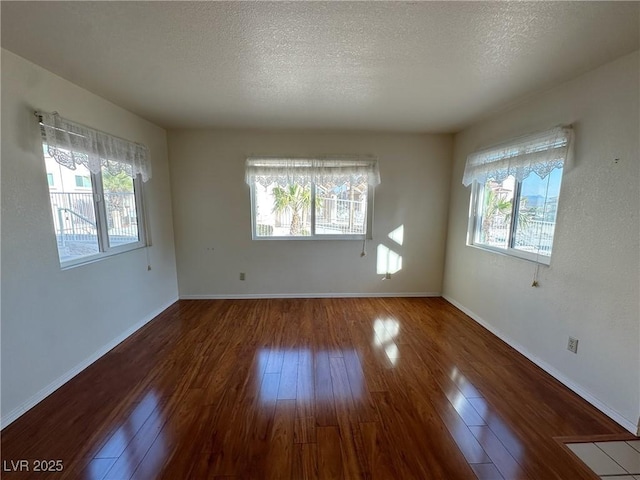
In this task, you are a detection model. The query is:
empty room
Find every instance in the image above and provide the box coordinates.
[1,2,639,479]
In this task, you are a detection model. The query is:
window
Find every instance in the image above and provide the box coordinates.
[463,126,572,264]
[245,157,380,239]
[38,112,152,268]
[47,173,54,187]
[75,175,91,188]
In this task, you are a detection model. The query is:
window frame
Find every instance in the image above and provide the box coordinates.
[466,176,558,265]
[463,126,571,266]
[42,145,148,269]
[74,174,91,189]
[250,177,374,241]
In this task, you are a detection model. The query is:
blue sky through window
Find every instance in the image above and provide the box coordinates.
[521,168,562,198]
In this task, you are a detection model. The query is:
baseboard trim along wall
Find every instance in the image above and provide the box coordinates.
[442,295,637,435]
[179,292,440,300]
[0,297,179,430]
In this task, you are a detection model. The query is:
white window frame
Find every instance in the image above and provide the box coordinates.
[42,143,148,269]
[74,174,91,189]
[463,126,572,265]
[246,157,379,241]
[466,177,558,265]
[37,111,152,269]
[249,178,374,241]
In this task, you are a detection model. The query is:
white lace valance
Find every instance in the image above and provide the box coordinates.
[462,126,572,187]
[38,112,152,182]
[245,157,380,187]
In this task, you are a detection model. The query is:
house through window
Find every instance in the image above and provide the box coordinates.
[38,112,152,267]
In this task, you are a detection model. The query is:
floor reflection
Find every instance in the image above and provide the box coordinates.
[256,348,363,404]
[373,318,400,366]
[87,390,166,479]
[448,367,524,464]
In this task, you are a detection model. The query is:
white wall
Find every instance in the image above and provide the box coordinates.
[443,51,640,432]
[168,130,452,297]
[0,50,179,424]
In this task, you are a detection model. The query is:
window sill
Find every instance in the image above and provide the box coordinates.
[252,234,370,241]
[60,242,147,270]
[466,242,552,266]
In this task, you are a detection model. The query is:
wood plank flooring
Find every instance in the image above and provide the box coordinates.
[1,297,631,479]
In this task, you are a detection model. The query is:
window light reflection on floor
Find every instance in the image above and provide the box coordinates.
[373,318,400,366]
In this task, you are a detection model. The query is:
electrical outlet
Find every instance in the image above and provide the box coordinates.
[567,337,579,354]
[240,272,245,281]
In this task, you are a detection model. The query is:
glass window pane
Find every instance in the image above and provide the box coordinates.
[254,181,312,237]
[44,145,100,263]
[315,176,368,236]
[475,176,515,249]
[75,175,91,188]
[513,169,562,256]
[102,166,140,248]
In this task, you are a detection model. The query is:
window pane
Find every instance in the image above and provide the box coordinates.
[316,177,368,236]
[102,167,140,247]
[254,181,312,237]
[475,176,515,249]
[44,145,100,263]
[513,169,562,256]
[75,175,91,188]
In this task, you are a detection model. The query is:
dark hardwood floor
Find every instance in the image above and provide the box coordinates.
[1,298,632,479]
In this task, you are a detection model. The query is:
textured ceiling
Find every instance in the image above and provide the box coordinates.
[2,1,638,132]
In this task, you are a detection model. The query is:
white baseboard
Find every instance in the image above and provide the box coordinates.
[442,295,638,435]
[180,292,440,300]
[0,297,179,430]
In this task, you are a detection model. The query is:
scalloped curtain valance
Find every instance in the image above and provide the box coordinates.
[462,126,572,187]
[38,112,152,182]
[245,157,380,188]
